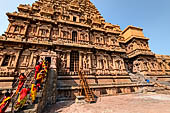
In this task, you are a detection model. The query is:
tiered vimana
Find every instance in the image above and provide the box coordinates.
[0,0,170,104]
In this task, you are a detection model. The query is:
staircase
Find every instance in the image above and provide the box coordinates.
[129,72,146,84]
[7,67,48,113]
[9,70,36,113]
[78,71,95,103]
[129,72,170,94]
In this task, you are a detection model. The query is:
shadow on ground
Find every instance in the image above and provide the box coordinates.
[43,100,74,113]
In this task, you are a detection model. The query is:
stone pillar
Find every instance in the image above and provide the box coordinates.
[8,55,13,67]
[14,51,20,67]
[23,56,27,65]
[50,54,58,104]
[36,25,40,36]
[140,61,144,71]
[79,51,83,70]
[58,25,62,38]
[0,56,3,66]
[29,52,34,67]
[47,26,52,38]
[87,52,92,69]
[66,51,71,72]
[77,30,80,41]
[86,31,89,42]
[23,24,29,35]
[96,55,99,69]
[112,57,116,70]
[6,23,11,33]
[115,60,118,70]
[121,60,126,70]
[148,62,153,71]
[82,53,87,70]
[105,57,108,70]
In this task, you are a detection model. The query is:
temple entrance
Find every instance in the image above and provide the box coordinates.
[70,51,79,72]
[124,59,133,73]
[45,57,51,63]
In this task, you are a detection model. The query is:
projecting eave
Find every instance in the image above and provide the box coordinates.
[121,25,143,34]
[123,36,149,43]
[156,54,170,60]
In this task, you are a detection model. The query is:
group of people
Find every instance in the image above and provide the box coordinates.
[0,58,50,113]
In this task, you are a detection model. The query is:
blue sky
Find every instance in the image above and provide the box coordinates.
[0,0,170,55]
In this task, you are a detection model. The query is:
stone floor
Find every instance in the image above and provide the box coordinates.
[44,93,170,113]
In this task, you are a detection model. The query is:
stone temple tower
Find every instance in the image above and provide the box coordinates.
[0,0,170,100]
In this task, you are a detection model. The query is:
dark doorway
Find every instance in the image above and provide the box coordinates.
[124,59,133,73]
[73,16,77,22]
[70,51,79,72]
[72,31,77,42]
[45,57,51,63]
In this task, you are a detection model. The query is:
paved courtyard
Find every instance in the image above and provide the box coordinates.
[44,93,170,113]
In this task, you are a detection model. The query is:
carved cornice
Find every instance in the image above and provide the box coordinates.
[127,49,155,58]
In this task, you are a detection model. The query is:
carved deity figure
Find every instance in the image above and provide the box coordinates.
[60,53,67,70]
[143,62,149,70]
[91,54,97,68]
[109,61,114,71]
[83,54,89,69]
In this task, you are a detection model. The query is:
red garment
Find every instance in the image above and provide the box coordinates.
[16,74,26,94]
[16,81,24,94]
[40,62,43,67]
[45,66,48,70]
[35,65,40,79]
[36,83,41,88]
[0,96,11,113]
[35,65,40,72]
[34,71,38,79]
[19,74,26,81]
[19,88,30,100]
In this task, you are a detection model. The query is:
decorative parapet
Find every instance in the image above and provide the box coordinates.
[127,49,155,58]
[104,22,121,34]
[156,54,170,60]
[17,4,31,11]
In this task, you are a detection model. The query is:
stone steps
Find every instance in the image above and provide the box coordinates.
[15,103,38,113]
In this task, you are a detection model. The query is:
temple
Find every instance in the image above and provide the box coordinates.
[0,0,170,101]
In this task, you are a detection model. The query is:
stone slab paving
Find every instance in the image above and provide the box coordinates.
[44,93,170,113]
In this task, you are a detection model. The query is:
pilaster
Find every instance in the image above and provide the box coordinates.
[79,51,83,70]
[66,50,71,72]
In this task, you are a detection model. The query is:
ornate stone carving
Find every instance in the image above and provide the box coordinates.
[82,54,90,70]
[60,53,67,71]
[1,0,170,92]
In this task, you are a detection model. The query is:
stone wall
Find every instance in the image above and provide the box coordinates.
[37,69,58,113]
